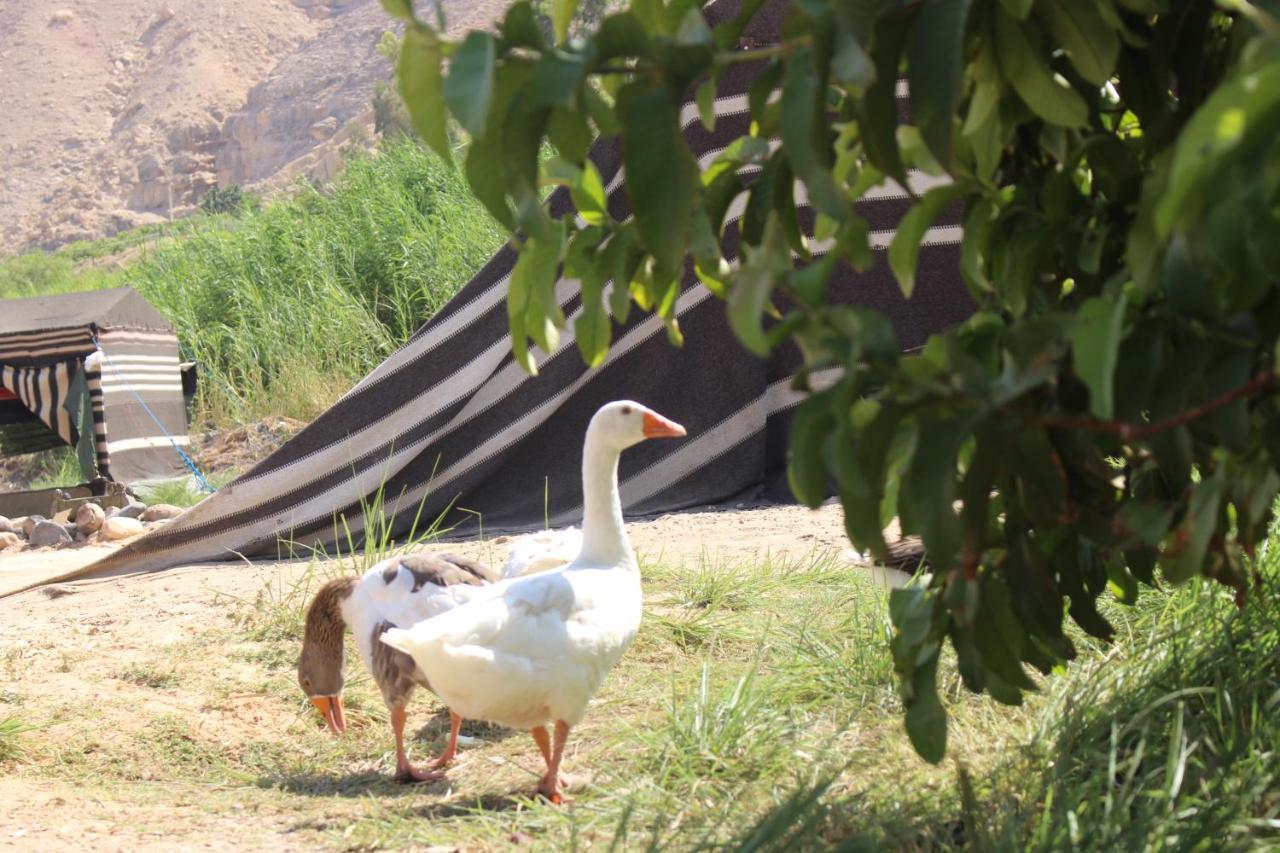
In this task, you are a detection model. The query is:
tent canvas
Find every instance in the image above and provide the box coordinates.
[20,0,974,594]
[0,287,189,485]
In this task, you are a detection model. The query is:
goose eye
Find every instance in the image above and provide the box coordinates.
[621,405,633,416]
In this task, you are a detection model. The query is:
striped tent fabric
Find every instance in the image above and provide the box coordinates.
[0,287,188,485]
[92,328,189,483]
[83,352,111,479]
[44,0,974,589]
[0,360,81,448]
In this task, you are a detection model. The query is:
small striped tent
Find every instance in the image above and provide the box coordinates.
[0,287,189,485]
[31,0,974,591]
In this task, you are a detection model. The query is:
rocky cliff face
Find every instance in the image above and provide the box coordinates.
[0,0,504,254]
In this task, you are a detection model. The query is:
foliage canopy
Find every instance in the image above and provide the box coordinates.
[387,0,1280,761]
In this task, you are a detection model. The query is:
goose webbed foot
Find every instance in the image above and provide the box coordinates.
[393,763,447,784]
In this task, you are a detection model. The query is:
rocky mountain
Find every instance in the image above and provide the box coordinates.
[0,0,504,253]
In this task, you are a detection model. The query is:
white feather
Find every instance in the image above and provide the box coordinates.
[499,527,583,578]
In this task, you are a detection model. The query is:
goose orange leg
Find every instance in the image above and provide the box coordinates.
[535,720,572,804]
[391,706,449,783]
[429,710,464,769]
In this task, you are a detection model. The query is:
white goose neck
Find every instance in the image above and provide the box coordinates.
[577,429,635,568]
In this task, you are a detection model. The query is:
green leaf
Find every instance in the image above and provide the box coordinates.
[575,263,611,368]
[597,12,652,59]
[547,105,593,164]
[832,0,898,43]
[860,9,911,184]
[994,11,1089,128]
[904,649,947,764]
[888,184,962,299]
[530,53,588,108]
[444,31,497,138]
[788,394,836,508]
[1117,500,1175,548]
[831,18,875,87]
[974,576,1039,691]
[500,2,546,50]
[552,0,577,44]
[398,29,452,165]
[901,414,972,572]
[602,227,638,322]
[1160,472,1225,584]
[511,232,565,364]
[1042,0,1119,86]
[616,81,697,275]
[380,0,413,21]
[713,0,769,48]
[907,0,974,167]
[729,217,788,357]
[571,161,608,225]
[1069,295,1126,420]
[997,0,1034,20]
[1154,63,1280,237]
[696,75,717,131]
[782,46,852,220]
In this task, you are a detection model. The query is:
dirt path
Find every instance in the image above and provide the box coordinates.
[0,503,868,850]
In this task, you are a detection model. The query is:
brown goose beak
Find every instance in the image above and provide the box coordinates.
[310,695,347,735]
[643,411,687,438]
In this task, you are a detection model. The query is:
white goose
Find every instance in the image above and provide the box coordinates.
[296,530,582,782]
[380,400,687,802]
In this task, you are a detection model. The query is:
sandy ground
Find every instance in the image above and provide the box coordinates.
[0,503,884,850]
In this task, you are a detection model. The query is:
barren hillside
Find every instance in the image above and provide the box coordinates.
[0,0,504,254]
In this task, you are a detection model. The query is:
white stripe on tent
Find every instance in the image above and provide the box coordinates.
[107,435,190,453]
[101,383,185,394]
[95,354,182,366]
[98,365,182,378]
[0,328,91,346]
[97,330,180,343]
[0,343,95,360]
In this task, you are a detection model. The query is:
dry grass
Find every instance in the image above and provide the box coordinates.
[0,543,1275,850]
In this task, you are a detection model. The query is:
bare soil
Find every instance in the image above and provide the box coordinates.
[0,503,867,850]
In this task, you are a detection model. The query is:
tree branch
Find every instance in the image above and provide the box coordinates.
[1036,371,1276,441]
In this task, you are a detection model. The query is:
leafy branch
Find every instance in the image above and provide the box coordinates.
[386,0,1280,763]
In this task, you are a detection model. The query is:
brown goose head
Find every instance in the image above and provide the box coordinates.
[297,577,356,734]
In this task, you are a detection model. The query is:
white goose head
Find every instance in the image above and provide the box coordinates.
[585,401,687,453]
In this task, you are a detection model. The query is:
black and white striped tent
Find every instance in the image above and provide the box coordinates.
[37,0,974,590]
[0,287,189,485]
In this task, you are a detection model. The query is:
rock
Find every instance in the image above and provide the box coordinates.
[0,516,14,535]
[141,504,183,522]
[29,520,72,547]
[101,516,145,541]
[109,502,147,520]
[75,502,106,535]
[20,515,46,538]
[49,10,75,25]
[309,116,338,140]
[41,584,80,599]
[0,532,23,549]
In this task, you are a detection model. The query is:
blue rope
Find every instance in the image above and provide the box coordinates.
[92,334,216,493]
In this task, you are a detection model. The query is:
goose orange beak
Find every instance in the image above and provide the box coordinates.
[643,411,687,438]
[310,695,347,735]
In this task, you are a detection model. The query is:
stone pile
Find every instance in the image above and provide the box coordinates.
[0,501,185,552]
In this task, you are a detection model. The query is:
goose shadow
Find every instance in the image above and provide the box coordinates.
[260,709,526,798]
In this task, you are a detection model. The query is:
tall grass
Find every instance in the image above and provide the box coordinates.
[0,139,505,427]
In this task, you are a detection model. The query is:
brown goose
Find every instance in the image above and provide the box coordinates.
[296,552,498,782]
